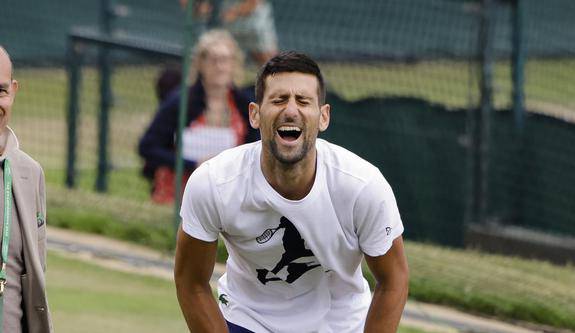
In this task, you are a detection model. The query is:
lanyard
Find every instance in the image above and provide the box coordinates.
[0,159,12,332]
[0,158,12,292]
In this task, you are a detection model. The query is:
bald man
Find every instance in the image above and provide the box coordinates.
[0,46,53,333]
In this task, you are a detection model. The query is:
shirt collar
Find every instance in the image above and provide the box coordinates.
[0,127,19,161]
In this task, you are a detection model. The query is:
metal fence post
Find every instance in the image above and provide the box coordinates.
[66,39,83,188]
[96,0,114,192]
[511,0,525,131]
[511,0,526,223]
[173,1,196,238]
[471,0,495,226]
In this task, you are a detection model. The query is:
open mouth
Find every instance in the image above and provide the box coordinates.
[277,126,302,142]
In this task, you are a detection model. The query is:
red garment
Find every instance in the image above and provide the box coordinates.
[151,167,192,204]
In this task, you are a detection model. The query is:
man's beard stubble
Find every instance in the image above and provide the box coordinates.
[268,136,311,165]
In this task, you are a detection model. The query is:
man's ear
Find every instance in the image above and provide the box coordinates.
[249,102,260,129]
[319,103,330,132]
[11,79,18,96]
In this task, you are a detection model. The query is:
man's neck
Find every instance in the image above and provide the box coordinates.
[260,148,317,201]
[203,83,228,100]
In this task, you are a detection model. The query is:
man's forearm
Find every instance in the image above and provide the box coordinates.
[364,283,408,333]
[176,284,228,332]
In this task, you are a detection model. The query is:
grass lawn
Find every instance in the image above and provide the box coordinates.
[47,183,175,251]
[47,252,187,333]
[322,59,575,112]
[47,251,433,333]
[403,242,575,329]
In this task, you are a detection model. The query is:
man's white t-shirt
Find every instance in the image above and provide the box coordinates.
[180,139,404,333]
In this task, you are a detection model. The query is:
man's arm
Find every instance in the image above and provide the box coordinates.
[363,236,409,333]
[174,225,228,332]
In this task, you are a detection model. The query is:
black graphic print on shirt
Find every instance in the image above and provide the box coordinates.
[256,216,321,285]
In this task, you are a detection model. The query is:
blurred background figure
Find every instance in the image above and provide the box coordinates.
[154,62,183,104]
[181,0,278,66]
[139,29,259,204]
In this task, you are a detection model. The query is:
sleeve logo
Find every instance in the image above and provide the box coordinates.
[36,212,45,227]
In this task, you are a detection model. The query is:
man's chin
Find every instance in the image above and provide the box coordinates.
[270,141,307,165]
[275,154,303,165]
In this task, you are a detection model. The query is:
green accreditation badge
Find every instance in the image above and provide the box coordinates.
[0,159,13,333]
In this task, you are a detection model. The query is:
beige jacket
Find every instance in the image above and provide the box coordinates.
[3,128,52,333]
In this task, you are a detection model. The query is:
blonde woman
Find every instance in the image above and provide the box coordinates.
[139,30,259,204]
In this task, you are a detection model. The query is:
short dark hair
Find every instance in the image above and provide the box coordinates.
[255,51,326,105]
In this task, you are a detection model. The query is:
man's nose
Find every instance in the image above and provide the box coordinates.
[284,97,299,117]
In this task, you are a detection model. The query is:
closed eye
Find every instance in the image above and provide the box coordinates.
[296,96,312,106]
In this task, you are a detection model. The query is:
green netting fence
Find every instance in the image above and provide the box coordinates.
[2,0,574,252]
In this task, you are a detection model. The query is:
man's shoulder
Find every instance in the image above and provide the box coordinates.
[317,139,380,183]
[3,128,42,173]
[203,141,259,185]
[12,148,42,172]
